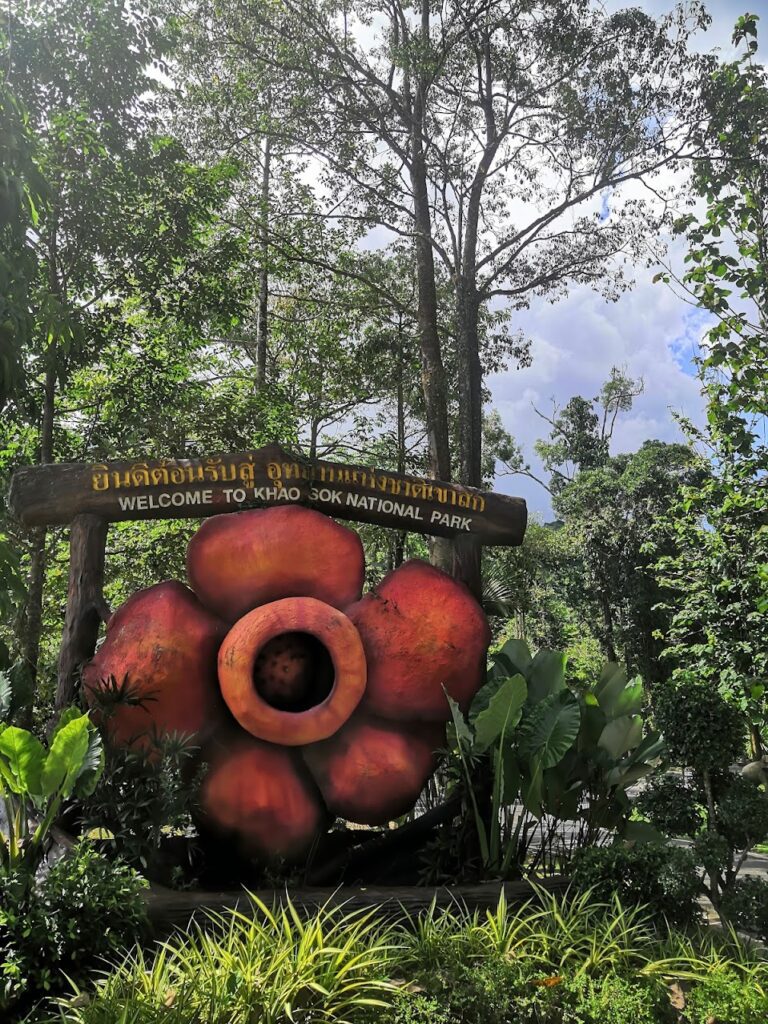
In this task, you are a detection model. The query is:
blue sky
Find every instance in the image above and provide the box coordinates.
[489,1,767,517]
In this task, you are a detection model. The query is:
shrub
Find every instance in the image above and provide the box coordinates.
[81,731,204,880]
[653,677,745,772]
[558,974,666,1024]
[571,843,702,926]
[634,774,703,838]
[716,776,768,851]
[719,876,768,941]
[0,841,147,1015]
[683,969,768,1024]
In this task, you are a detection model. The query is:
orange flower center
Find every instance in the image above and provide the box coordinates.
[218,596,367,746]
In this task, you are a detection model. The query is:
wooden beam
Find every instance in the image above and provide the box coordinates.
[8,443,527,546]
[55,514,109,711]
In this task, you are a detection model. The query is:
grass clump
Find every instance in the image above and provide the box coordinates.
[45,888,768,1024]
[51,895,396,1024]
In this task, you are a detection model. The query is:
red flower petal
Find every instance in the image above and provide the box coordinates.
[303,714,445,825]
[82,581,227,749]
[199,732,326,860]
[187,506,365,622]
[347,560,491,721]
[218,597,366,745]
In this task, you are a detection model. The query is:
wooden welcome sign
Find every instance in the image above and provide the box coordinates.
[9,443,527,544]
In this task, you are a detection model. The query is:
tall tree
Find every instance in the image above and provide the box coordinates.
[177,0,711,587]
[653,14,768,753]
[2,0,243,704]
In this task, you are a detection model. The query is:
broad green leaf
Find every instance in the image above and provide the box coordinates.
[579,703,607,750]
[521,756,544,817]
[474,675,527,753]
[610,678,645,719]
[494,638,531,677]
[594,663,629,716]
[50,706,84,742]
[0,726,45,796]
[598,715,644,760]
[445,692,473,749]
[543,765,580,821]
[497,746,519,806]
[527,649,566,703]
[624,730,665,766]
[518,693,581,769]
[40,714,90,799]
[606,762,655,789]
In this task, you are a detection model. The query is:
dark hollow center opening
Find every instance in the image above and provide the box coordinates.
[252,631,335,712]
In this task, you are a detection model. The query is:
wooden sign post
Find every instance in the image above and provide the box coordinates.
[9,443,527,707]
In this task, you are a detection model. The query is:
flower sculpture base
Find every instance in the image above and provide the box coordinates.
[83,506,491,862]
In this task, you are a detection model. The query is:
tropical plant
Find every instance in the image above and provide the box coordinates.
[54,894,397,1024]
[80,729,204,881]
[446,639,663,877]
[0,840,147,1015]
[0,692,103,875]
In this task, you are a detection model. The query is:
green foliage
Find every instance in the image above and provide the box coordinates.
[719,877,768,943]
[444,640,662,879]
[42,889,768,1024]
[0,708,103,874]
[683,969,768,1024]
[80,731,204,880]
[54,895,396,1024]
[0,79,49,407]
[653,677,745,773]
[0,840,147,1015]
[571,844,702,927]
[716,776,768,852]
[655,16,768,748]
[634,775,703,839]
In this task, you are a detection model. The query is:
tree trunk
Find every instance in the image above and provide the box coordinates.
[19,358,57,725]
[598,590,618,663]
[408,0,451,487]
[394,331,407,568]
[55,514,110,714]
[256,134,271,388]
[452,281,484,597]
[407,0,452,572]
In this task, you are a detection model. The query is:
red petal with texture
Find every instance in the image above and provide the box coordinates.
[347,560,491,721]
[303,714,445,826]
[82,581,227,749]
[200,732,325,860]
[187,506,365,622]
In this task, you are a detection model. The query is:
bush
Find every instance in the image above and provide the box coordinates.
[716,775,768,850]
[53,894,395,1023]
[0,841,147,1014]
[81,731,204,880]
[653,678,745,772]
[571,843,702,926]
[634,774,702,838]
[720,876,768,941]
[558,974,666,1024]
[683,969,768,1024]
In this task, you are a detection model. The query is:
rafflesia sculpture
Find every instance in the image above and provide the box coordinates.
[83,506,491,860]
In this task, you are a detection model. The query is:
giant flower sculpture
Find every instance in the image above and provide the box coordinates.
[84,506,490,860]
